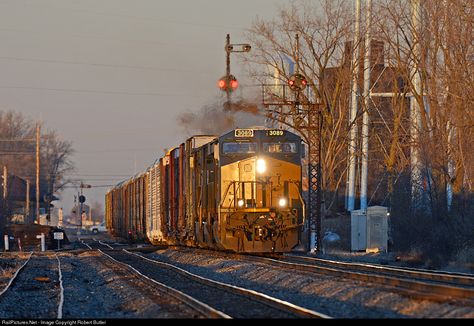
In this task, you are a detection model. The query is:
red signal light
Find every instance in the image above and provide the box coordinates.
[218,79,226,89]
[288,73,308,91]
[218,74,238,92]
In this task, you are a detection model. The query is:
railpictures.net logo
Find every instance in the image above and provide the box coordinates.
[0,321,106,326]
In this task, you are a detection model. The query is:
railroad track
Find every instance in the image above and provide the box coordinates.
[206,249,474,303]
[0,248,223,319]
[282,254,474,287]
[78,237,119,250]
[94,249,226,318]
[0,252,64,319]
[273,254,474,302]
[100,248,330,319]
[164,247,474,304]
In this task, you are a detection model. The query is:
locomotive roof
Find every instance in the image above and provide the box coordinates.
[219,128,301,141]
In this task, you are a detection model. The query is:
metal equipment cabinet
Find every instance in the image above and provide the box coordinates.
[351,206,388,252]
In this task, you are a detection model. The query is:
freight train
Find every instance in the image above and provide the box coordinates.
[105,127,305,253]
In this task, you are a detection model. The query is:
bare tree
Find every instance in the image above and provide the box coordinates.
[0,110,75,221]
[243,0,357,213]
[373,0,474,265]
[41,129,74,216]
[375,0,474,214]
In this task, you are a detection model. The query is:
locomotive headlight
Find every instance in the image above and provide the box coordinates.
[256,158,266,174]
[278,198,287,207]
[237,199,245,207]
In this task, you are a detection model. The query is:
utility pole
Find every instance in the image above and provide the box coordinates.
[360,0,372,211]
[26,179,30,218]
[77,182,90,235]
[347,0,361,211]
[410,0,424,213]
[36,123,40,223]
[225,33,231,104]
[3,166,7,199]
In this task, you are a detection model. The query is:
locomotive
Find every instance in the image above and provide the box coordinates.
[105,127,305,253]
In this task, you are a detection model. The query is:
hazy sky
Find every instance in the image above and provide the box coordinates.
[0,0,290,215]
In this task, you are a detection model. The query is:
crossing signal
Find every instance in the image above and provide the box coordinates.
[218,74,239,92]
[288,73,308,91]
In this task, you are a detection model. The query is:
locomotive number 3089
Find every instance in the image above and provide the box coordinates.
[267,130,284,136]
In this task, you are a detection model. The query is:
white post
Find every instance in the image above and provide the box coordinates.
[410,0,423,212]
[347,0,361,212]
[4,235,9,251]
[40,233,45,252]
[58,207,63,228]
[360,0,372,211]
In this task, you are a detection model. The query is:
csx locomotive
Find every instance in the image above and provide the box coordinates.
[105,127,305,253]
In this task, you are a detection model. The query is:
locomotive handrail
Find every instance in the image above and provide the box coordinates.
[219,180,238,208]
[289,180,306,228]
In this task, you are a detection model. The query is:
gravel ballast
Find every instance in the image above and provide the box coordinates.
[145,248,474,318]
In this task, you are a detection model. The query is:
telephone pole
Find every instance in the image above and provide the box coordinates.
[36,123,40,223]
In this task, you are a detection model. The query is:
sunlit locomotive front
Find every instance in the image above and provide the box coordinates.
[215,128,304,252]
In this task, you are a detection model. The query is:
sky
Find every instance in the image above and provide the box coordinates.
[0,0,290,216]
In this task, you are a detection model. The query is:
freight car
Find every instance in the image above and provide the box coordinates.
[105,127,305,253]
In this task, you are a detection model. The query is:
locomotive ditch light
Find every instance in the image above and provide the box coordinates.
[256,158,266,174]
[279,198,287,207]
[237,199,245,207]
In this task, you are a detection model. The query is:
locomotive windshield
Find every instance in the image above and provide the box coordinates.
[263,142,298,154]
[222,142,257,154]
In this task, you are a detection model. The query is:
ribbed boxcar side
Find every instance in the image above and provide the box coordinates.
[170,148,179,239]
[185,138,194,243]
[159,157,167,240]
[146,161,164,244]
[105,190,112,231]
[162,153,173,242]
[109,183,125,239]
[134,173,147,241]
[177,143,185,239]
[125,179,133,239]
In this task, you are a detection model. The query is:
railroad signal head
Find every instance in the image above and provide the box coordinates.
[288,73,308,91]
[218,79,226,89]
[218,74,239,92]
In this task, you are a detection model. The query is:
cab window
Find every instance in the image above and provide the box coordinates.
[222,142,257,154]
[263,142,297,153]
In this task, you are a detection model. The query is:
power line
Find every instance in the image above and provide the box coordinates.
[0,55,214,75]
[0,85,208,98]
[0,27,222,53]
[52,7,246,31]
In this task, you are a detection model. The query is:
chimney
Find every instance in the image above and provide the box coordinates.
[343,39,385,68]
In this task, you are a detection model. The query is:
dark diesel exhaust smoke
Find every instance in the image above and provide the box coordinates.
[178,99,265,136]
[223,99,260,115]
